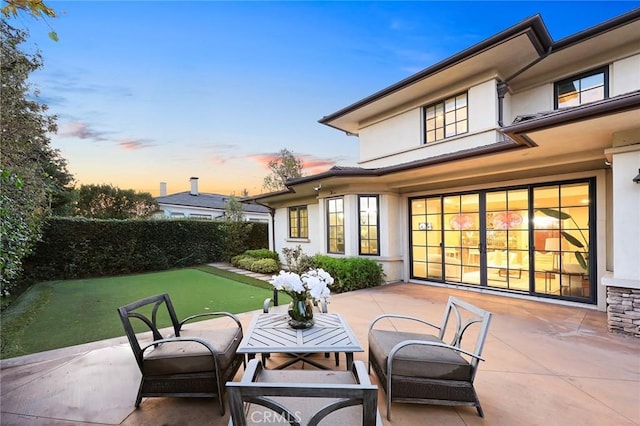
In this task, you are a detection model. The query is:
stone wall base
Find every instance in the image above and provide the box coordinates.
[606,286,640,337]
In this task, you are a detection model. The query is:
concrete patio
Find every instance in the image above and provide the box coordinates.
[1,281,639,425]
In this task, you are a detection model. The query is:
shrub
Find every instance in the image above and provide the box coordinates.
[232,250,281,274]
[231,255,254,270]
[281,245,312,274]
[250,258,280,274]
[310,255,385,293]
[244,249,280,261]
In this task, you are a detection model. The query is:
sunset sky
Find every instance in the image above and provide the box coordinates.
[11,1,638,196]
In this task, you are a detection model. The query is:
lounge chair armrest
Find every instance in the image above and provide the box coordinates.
[263,298,274,313]
[179,311,243,332]
[369,314,440,334]
[141,336,221,358]
[388,339,485,366]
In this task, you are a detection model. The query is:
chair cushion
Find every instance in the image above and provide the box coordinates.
[143,327,241,376]
[369,329,471,381]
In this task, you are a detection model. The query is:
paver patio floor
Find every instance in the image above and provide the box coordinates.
[1,280,639,425]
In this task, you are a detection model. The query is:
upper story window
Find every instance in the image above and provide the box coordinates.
[359,195,379,256]
[424,92,468,143]
[288,206,308,239]
[555,66,608,109]
[327,198,344,254]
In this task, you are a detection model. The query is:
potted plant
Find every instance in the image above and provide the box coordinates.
[270,268,333,329]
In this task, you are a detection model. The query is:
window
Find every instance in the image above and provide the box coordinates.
[190,214,212,220]
[327,198,344,254]
[288,206,308,238]
[555,67,608,109]
[359,195,379,255]
[424,92,468,143]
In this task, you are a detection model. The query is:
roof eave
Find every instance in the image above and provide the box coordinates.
[502,91,640,138]
[318,15,552,127]
[552,8,640,51]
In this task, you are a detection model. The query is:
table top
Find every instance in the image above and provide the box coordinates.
[237,312,363,355]
[545,269,586,276]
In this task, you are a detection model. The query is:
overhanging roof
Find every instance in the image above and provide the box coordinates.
[318,15,552,135]
[248,91,640,205]
[320,8,640,135]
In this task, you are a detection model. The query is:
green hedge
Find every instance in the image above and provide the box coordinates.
[21,218,268,281]
[311,255,386,293]
[243,249,280,261]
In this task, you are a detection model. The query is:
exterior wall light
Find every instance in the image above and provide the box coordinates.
[634,169,640,184]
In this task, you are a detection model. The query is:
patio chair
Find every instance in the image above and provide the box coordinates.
[368,296,492,420]
[117,293,244,415]
[227,358,381,425]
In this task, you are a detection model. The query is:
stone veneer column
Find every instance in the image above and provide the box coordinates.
[606,287,640,336]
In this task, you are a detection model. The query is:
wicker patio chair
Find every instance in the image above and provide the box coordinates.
[227,358,381,425]
[368,296,492,420]
[117,293,244,415]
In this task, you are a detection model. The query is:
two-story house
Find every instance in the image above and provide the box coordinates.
[246,10,640,335]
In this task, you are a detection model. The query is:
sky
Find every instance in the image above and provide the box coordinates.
[9,0,640,196]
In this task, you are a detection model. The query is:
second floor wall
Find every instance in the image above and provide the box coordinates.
[359,79,500,168]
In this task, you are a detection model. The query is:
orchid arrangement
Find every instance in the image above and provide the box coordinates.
[270,268,333,302]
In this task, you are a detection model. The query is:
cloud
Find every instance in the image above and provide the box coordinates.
[45,69,134,98]
[118,139,153,150]
[299,155,337,174]
[201,143,246,165]
[58,121,109,141]
[247,151,338,175]
[59,121,154,151]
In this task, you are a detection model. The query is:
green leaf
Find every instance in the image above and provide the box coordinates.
[561,231,584,248]
[48,31,58,42]
[575,252,588,270]
[537,208,571,221]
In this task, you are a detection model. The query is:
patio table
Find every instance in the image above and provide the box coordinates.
[237,312,363,370]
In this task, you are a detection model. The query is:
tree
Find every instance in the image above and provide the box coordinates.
[224,195,245,222]
[1,0,58,41]
[262,148,303,192]
[0,20,72,297]
[222,195,252,260]
[74,184,158,219]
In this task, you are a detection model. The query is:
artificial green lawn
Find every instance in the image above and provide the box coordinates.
[1,266,289,359]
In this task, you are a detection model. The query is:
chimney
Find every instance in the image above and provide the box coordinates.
[190,177,199,196]
[159,182,167,197]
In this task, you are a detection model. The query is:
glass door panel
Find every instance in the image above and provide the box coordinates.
[411,197,445,280]
[485,188,529,291]
[533,182,591,298]
[444,193,479,284]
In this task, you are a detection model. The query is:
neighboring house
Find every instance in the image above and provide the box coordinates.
[156,177,270,222]
[246,10,640,336]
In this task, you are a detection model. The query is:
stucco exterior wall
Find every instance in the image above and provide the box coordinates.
[273,202,323,262]
[610,148,640,282]
[359,79,500,167]
[509,83,554,123]
[611,53,640,96]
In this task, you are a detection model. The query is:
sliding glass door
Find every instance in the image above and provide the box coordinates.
[409,179,594,302]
